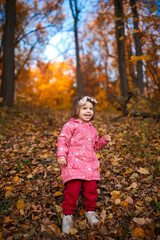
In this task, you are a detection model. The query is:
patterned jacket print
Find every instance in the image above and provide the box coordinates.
[57,118,109,184]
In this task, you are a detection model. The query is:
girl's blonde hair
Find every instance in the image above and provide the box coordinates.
[71,95,97,120]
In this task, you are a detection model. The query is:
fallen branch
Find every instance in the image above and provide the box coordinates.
[110,112,160,122]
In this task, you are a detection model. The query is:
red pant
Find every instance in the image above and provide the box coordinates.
[62,179,98,215]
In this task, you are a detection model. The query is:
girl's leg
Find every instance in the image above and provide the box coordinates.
[83,180,98,211]
[62,179,83,215]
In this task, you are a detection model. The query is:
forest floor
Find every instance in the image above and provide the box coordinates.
[0,104,160,240]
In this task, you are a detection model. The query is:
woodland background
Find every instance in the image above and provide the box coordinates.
[0,0,160,239]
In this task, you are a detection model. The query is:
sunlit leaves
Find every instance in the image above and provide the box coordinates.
[30,61,74,109]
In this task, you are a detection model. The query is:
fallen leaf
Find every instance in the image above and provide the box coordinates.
[70,227,78,234]
[16,199,25,209]
[133,227,145,238]
[137,167,150,174]
[79,208,85,216]
[125,196,134,204]
[27,173,33,179]
[5,191,13,198]
[79,219,87,230]
[111,190,121,200]
[129,182,137,189]
[120,201,129,208]
[12,175,19,183]
[5,186,14,191]
[124,168,133,174]
[4,216,13,223]
[133,217,145,225]
[53,191,63,197]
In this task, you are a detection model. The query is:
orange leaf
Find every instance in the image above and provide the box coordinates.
[79,208,85,216]
[4,216,13,223]
[53,191,63,197]
[133,227,145,238]
[16,199,25,209]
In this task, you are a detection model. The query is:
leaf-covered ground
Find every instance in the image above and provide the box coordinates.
[0,105,160,240]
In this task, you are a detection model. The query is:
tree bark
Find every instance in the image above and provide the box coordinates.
[130,0,144,94]
[69,0,83,96]
[114,0,129,98]
[0,0,16,107]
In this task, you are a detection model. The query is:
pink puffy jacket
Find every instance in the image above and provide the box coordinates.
[57,118,109,185]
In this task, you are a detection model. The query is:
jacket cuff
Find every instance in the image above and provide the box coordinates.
[101,136,109,145]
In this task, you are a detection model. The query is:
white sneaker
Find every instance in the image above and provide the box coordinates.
[85,211,99,227]
[62,215,73,234]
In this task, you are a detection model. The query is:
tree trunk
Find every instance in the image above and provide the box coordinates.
[127,37,138,87]
[0,0,16,107]
[114,0,129,98]
[69,0,83,96]
[130,0,144,94]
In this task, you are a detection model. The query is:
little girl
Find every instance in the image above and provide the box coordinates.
[57,95,111,234]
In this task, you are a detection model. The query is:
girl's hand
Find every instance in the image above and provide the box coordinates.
[57,157,67,166]
[104,133,111,142]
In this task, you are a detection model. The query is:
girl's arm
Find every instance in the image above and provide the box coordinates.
[94,132,111,151]
[57,122,73,160]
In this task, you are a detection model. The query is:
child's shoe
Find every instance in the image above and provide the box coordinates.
[85,211,99,227]
[62,215,73,234]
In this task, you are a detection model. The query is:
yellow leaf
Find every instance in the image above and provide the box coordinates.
[111,190,121,200]
[70,227,78,234]
[5,186,14,191]
[96,153,101,158]
[12,175,19,183]
[124,168,133,175]
[22,224,30,229]
[58,183,63,189]
[133,28,139,33]
[119,36,124,40]
[16,199,25,209]
[53,191,63,197]
[4,216,13,223]
[133,227,145,238]
[120,201,129,208]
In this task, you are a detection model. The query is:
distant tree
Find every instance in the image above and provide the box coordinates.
[0,0,16,107]
[69,0,83,95]
[114,0,129,98]
[130,0,144,94]
[0,0,64,107]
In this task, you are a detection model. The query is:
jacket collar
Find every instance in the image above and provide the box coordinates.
[69,118,93,126]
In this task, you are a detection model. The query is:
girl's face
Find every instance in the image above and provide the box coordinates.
[78,101,94,122]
